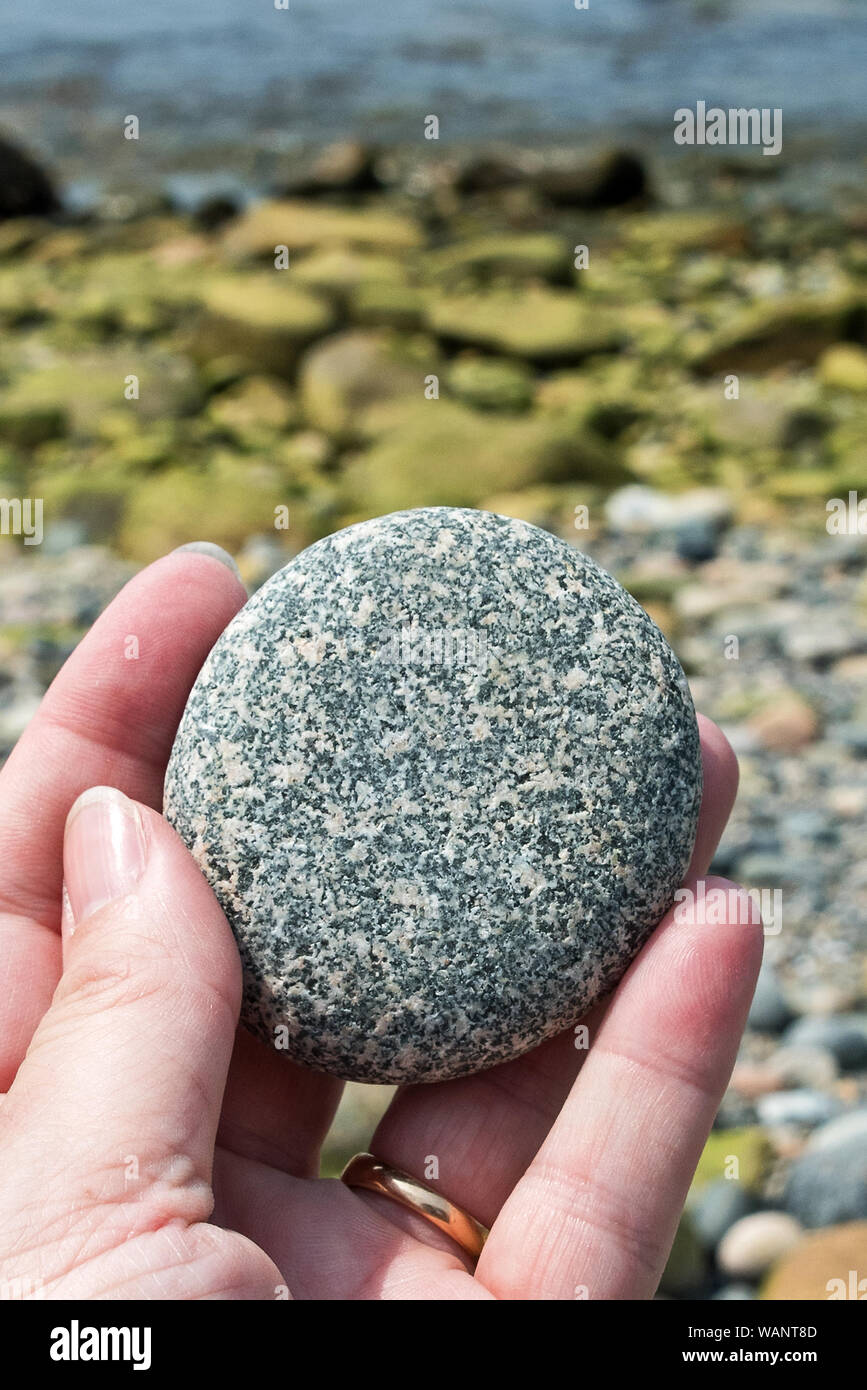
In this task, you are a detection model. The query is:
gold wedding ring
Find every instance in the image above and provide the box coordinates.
[340,1151,489,1262]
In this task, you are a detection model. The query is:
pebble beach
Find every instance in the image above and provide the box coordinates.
[0,0,866,1303]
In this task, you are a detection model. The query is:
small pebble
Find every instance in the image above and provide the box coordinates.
[717,1212,803,1278]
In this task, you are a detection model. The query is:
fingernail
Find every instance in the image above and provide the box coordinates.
[173,541,242,580]
[64,787,148,929]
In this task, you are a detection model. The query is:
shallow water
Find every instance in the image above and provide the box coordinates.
[2,0,867,160]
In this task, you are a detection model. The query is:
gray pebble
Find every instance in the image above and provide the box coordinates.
[691,1179,757,1250]
[770,1044,839,1090]
[782,1015,867,1071]
[748,961,794,1034]
[783,1109,867,1228]
[165,507,702,1083]
[755,1089,842,1130]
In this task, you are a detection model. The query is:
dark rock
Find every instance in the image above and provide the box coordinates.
[310,141,381,192]
[194,194,241,232]
[276,141,382,197]
[533,148,648,208]
[0,133,60,220]
[675,518,721,563]
[748,962,794,1034]
[453,154,524,194]
[691,1179,758,1250]
[779,407,829,451]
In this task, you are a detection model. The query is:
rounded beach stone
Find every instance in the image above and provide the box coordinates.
[164,507,702,1083]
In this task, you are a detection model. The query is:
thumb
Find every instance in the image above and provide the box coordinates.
[7,785,241,1229]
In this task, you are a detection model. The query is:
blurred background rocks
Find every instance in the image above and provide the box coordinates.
[1,0,865,1299]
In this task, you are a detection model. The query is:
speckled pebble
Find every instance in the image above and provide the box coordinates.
[164,507,702,1083]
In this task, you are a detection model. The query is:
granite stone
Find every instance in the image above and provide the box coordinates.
[164,507,702,1083]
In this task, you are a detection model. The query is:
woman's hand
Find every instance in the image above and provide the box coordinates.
[0,546,762,1299]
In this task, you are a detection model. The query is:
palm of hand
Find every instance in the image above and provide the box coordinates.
[0,550,759,1300]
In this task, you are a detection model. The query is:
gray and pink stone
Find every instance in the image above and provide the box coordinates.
[164,507,702,1083]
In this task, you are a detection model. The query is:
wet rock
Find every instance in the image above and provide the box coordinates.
[311,140,380,192]
[532,148,647,208]
[193,194,241,233]
[207,376,299,447]
[448,356,534,413]
[223,199,422,260]
[339,399,617,515]
[0,348,200,441]
[452,154,524,195]
[193,274,335,376]
[278,141,381,197]
[0,133,60,220]
[691,294,865,374]
[429,233,572,286]
[41,519,89,557]
[780,809,837,844]
[292,247,405,298]
[0,402,67,448]
[621,210,748,255]
[350,280,425,331]
[818,343,867,393]
[427,287,623,362]
[299,330,426,441]
[119,454,303,562]
[717,1212,803,1279]
[0,690,43,750]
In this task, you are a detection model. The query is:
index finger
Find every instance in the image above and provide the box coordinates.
[0,545,246,1086]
